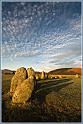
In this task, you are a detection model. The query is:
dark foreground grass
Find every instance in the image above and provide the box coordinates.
[2,74,81,122]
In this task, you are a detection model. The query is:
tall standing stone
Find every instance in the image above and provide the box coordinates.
[12,76,35,104]
[41,71,45,79]
[27,67,36,85]
[36,74,40,80]
[10,67,27,97]
[27,67,35,78]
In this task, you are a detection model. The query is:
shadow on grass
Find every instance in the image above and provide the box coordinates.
[36,78,72,90]
[32,78,73,104]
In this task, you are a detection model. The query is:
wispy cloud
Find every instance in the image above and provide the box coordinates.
[2,2,81,71]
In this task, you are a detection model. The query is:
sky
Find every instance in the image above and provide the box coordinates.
[2,2,82,72]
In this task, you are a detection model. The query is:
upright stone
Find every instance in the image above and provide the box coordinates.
[41,71,45,79]
[36,74,39,80]
[10,67,27,97]
[27,67,35,78]
[45,73,48,79]
[12,76,35,104]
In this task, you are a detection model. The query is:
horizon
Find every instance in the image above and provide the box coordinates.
[2,66,81,73]
[2,2,82,72]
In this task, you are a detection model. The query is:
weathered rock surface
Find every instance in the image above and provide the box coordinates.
[27,67,36,85]
[36,74,40,80]
[12,76,35,104]
[10,67,27,97]
[41,71,45,79]
[27,67,35,78]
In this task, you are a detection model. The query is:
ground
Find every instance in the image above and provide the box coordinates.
[2,73,81,122]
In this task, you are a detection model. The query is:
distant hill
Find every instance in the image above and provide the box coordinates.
[2,68,81,75]
[2,69,41,75]
[2,69,15,74]
[48,68,81,75]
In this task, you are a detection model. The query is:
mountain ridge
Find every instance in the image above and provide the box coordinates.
[48,68,81,75]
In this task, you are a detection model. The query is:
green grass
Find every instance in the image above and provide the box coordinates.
[2,74,81,122]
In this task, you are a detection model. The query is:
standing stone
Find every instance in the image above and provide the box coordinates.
[45,73,48,79]
[41,71,45,79]
[36,74,39,80]
[12,76,35,104]
[27,67,35,78]
[27,67,36,85]
[10,67,27,97]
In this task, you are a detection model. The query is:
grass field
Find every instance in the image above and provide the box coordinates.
[2,73,81,122]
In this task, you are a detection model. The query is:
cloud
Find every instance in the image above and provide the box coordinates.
[2,2,81,70]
